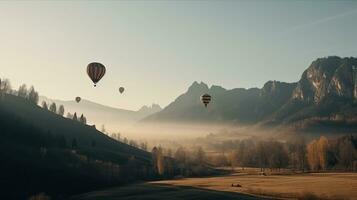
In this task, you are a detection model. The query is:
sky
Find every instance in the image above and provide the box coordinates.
[0,0,357,110]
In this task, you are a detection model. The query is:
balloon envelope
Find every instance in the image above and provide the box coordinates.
[75,97,81,103]
[201,94,211,108]
[119,87,125,94]
[87,62,106,87]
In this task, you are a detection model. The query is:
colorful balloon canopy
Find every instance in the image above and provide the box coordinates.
[87,62,106,87]
[75,97,81,103]
[201,94,212,108]
[119,87,125,94]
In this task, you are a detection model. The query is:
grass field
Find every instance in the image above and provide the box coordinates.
[153,171,357,200]
[70,183,272,200]
[71,169,357,200]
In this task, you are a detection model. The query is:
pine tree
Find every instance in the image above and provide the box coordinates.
[42,101,48,110]
[73,112,78,121]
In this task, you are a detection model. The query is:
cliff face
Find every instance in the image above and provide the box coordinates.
[292,56,357,104]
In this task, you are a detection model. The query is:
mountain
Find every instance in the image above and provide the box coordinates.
[143,80,296,124]
[0,93,152,199]
[267,56,357,132]
[39,96,162,132]
[143,56,357,132]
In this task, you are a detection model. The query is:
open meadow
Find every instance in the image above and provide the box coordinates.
[153,171,357,200]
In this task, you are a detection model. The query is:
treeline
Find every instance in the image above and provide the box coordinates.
[151,146,218,178]
[0,79,39,104]
[41,100,87,124]
[206,135,357,172]
[103,127,149,151]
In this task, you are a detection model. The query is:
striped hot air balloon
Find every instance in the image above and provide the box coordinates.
[87,62,106,87]
[75,97,81,103]
[201,94,212,108]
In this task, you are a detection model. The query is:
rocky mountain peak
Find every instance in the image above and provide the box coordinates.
[292,56,357,104]
[138,104,162,114]
[187,81,209,94]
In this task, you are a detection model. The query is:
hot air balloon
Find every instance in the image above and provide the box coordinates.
[75,97,81,103]
[119,87,125,94]
[87,62,106,87]
[201,94,211,108]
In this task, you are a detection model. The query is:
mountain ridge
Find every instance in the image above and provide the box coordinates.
[142,56,357,133]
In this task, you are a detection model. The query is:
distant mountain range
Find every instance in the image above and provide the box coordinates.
[39,96,162,132]
[143,56,357,133]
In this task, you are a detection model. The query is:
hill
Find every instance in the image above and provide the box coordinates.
[39,96,162,132]
[0,94,153,199]
[143,56,357,133]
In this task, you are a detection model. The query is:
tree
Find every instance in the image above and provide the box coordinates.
[17,84,28,98]
[28,86,39,104]
[317,136,329,170]
[42,101,48,110]
[152,146,165,176]
[49,102,57,113]
[174,147,187,175]
[267,141,288,171]
[0,78,12,94]
[58,105,65,116]
[307,140,319,171]
[257,141,269,171]
[73,112,78,121]
[228,150,239,171]
[295,137,307,171]
[123,137,128,144]
[194,146,206,165]
[338,136,355,170]
[79,114,87,124]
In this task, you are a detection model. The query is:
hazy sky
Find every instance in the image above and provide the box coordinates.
[1,1,357,110]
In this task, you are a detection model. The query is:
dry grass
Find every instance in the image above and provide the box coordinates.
[152,172,357,200]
